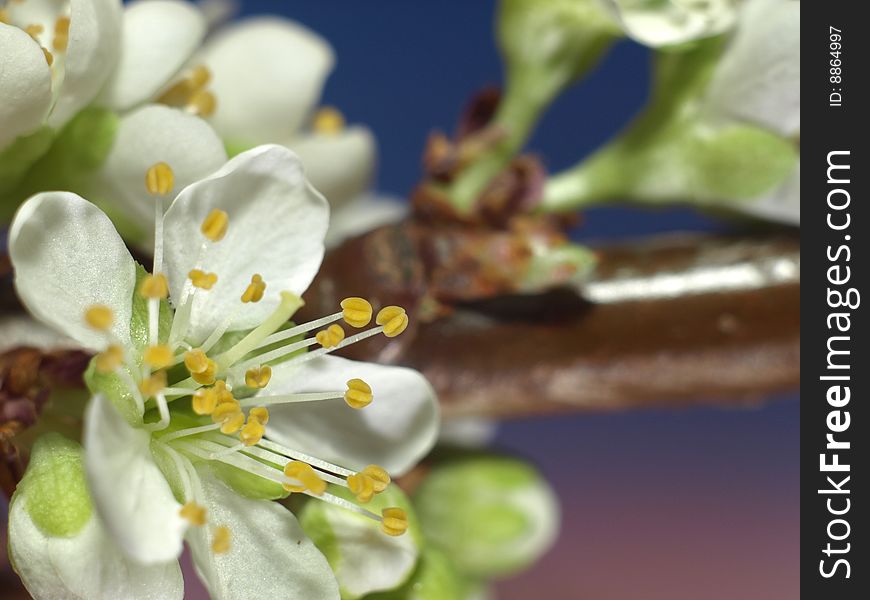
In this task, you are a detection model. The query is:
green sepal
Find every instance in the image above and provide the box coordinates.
[14,434,93,538]
[364,549,466,600]
[0,127,55,214]
[129,262,173,353]
[84,359,142,426]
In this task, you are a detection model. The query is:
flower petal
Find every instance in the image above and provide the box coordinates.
[48,0,123,128]
[607,0,738,47]
[9,192,136,350]
[325,193,408,249]
[97,104,227,241]
[8,435,184,600]
[83,394,187,564]
[162,144,328,344]
[264,355,439,476]
[704,0,800,137]
[288,126,376,210]
[198,17,334,145]
[100,0,207,110]
[0,24,53,149]
[187,466,340,600]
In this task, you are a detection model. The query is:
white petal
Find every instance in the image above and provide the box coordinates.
[8,192,136,351]
[264,355,439,476]
[97,104,227,239]
[607,0,738,47]
[162,144,328,343]
[83,394,187,564]
[288,126,376,210]
[100,0,207,110]
[48,0,123,128]
[0,24,53,149]
[704,0,800,137]
[187,466,340,600]
[198,17,334,145]
[9,480,183,600]
[0,315,78,353]
[738,161,800,225]
[325,193,408,249]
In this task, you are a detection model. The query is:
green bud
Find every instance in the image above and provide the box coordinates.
[414,456,559,579]
[14,434,93,537]
[300,484,423,599]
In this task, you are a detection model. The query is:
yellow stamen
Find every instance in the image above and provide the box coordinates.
[376,306,409,338]
[219,411,245,435]
[143,344,173,369]
[24,24,44,38]
[191,358,218,385]
[244,365,272,389]
[42,47,53,65]
[95,345,125,374]
[179,501,207,526]
[192,388,218,416]
[340,297,373,328]
[138,273,169,299]
[212,400,244,434]
[212,380,235,404]
[187,89,217,117]
[239,417,265,446]
[312,106,345,134]
[211,526,231,554]
[139,371,167,397]
[283,461,327,495]
[249,406,269,425]
[53,16,70,52]
[189,269,218,290]
[381,507,408,536]
[145,162,174,196]
[347,473,374,504]
[344,379,373,409]
[0,10,8,24]
[201,209,229,242]
[189,64,211,88]
[84,305,114,331]
[362,465,391,493]
[315,324,345,348]
[241,274,266,303]
[184,348,210,374]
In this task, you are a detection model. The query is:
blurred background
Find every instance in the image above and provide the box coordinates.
[1,1,799,598]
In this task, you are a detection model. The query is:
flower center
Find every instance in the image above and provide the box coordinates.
[1,0,70,77]
[84,161,411,550]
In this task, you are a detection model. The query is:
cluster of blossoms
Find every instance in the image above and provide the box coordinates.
[7,145,439,599]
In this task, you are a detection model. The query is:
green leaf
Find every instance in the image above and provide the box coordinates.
[15,434,93,537]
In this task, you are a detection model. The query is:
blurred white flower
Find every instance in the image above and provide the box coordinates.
[607,0,741,47]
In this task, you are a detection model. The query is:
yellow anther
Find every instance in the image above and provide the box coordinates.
[219,410,245,435]
[187,89,217,117]
[0,10,8,24]
[244,365,272,389]
[347,473,375,504]
[344,378,373,409]
[191,358,217,385]
[138,273,169,299]
[192,388,218,416]
[145,162,174,196]
[95,345,125,374]
[42,47,53,65]
[184,348,210,374]
[212,380,235,404]
[212,399,241,422]
[376,306,409,338]
[201,208,229,242]
[381,508,409,537]
[188,64,211,88]
[340,297,373,328]
[188,269,218,290]
[283,461,327,495]
[24,24,44,38]
[53,16,70,51]
[84,305,114,331]
[312,106,346,134]
[362,465,391,494]
[179,501,207,526]
[143,344,173,369]
[139,371,167,397]
[315,324,345,349]
[241,274,266,303]
[239,417,265,446]
[248,406,270,425]
[211,526,231,554]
